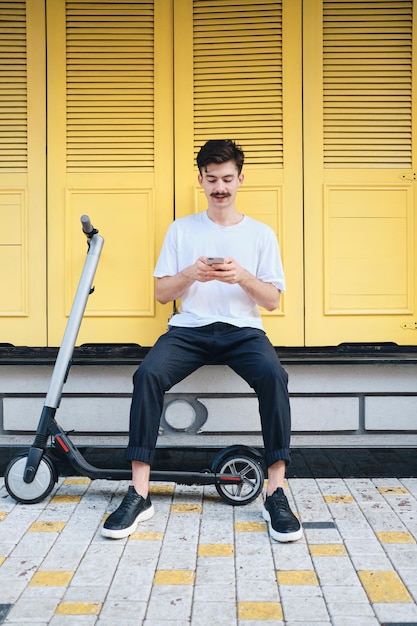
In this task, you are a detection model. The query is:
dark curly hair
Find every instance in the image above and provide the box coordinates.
[196,139,244,175]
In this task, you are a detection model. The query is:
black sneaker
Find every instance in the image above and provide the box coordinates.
[262,487,303,542]
[102,486,155,539]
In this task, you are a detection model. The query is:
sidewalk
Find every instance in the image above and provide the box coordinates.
[1,470,417,625]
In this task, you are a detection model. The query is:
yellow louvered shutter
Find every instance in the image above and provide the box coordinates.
[0,0,46,345]
[304,0,416,346]
[174,0,304,346]
[192,0,283,167]
[323,1,412,169]
[65,2,155,171]
[47,0,174,346]
[0,1,27,173]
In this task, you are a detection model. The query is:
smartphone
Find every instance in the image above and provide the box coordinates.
[207,257,225,265]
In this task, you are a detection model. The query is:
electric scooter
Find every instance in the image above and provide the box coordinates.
[4,216,264,506]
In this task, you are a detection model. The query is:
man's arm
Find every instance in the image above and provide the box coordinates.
[237,270,281,311]
[155,272,194,305]
[155,257,214,304]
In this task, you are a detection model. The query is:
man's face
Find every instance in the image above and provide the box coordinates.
[198,160,244,211]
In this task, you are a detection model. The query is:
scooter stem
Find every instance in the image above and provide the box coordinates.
[44,232,104,409]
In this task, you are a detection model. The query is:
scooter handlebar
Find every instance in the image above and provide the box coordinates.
[80,215,96,236]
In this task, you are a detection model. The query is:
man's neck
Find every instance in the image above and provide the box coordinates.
[206,207,244,227]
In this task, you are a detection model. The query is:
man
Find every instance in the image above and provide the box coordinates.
[102,139,302,543]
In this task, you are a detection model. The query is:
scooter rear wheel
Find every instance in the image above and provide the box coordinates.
[213,451,264,506]
[5,453,57,504]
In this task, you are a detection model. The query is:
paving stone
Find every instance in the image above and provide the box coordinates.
[272,541,314,570]
[326,600,376,618]
[195,558,236,585]
[358,570,413,603]
[238,600,283,621]
[191,600,237,625]
[321,584,369,604]
[343,537,389,556]
[372,601,417,623]
[312,556,359,586]
[106,564,154,601]
[236,577,279,602]
[281,594,330,622]
[144,621,190,626]
[48,615,97,625]
[11,532,59,558]
[193,580,236,602]
[279,585,324,600]
[95,599,147,622]
[285,622,331,626]
[146,584,194,621]
[330,618,379,626]
[383,543,417,568]
[0,599,54,625]
[41,542,91,571]
[61,586,109,604]
[348,552,393,570]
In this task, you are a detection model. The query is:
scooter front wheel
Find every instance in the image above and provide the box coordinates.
[5,453,57,504]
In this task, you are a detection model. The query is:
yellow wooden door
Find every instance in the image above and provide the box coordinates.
[304,0,417,346]
[0,0,46,346]
[173,0,304,346]
[46,0,174,346]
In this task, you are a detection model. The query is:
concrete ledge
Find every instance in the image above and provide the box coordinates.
[2,363,417,436]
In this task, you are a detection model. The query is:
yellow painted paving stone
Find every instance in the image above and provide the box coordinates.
[238,601,283,621]
[358,570,413,603]
[198,543,234,557]
[323,495,355,503]
[170,503,202,514]
[277,570,319,586]
[0,557,5,567]
[0,512,7,521]
[235,521,267,533]
[309,543,348,557]
[29,521,66,533]
[129,531,164,541]
[202,493,222,502]
[63,477,91,485]
[150,483,175,495]
[30,571,73,587]
[50,494,82,504]
[378,486,409,495]
[154,570,195,585]
[56,602,102,615]
[376,531,416,544]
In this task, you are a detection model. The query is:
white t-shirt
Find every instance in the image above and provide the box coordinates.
[153,211,285,330]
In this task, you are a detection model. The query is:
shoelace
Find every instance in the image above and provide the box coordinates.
[268,493,290,513]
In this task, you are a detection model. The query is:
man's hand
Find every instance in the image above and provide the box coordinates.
[207,257,281,311]
[205,257,241,284]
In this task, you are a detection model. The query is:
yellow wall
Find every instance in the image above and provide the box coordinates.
[0,0,415,347]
